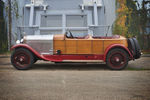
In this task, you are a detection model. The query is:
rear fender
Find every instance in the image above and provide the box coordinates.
[104,44,133,61]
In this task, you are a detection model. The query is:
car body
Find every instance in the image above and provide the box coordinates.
[11,32,141,70]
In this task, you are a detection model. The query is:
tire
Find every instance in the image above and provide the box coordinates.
[128,38,141,59]
[11,48,34,70]
[132,38,141,59]
[106,48,129,70]
[128,38,136,56]
[33,58,38,63]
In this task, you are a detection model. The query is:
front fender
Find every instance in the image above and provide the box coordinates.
[11,44,44,60]
[103,44,133,61]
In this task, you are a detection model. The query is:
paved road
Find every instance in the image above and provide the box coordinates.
[0,57,150,100]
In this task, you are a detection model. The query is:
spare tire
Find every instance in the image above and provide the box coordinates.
[128,38,141,59]
[132,38,141,59]
[128,38,136,56]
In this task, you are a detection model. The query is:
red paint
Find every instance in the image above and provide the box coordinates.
[42,54,104,62]
[11,44,104,62]
[103,44,133,61]
[11,43,133,62]
[11,44,44,60]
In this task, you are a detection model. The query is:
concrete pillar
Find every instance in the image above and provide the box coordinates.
[29,4,34,27]
[93,2,98,26]
[62,14,66,34]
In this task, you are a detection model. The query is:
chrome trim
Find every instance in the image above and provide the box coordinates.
[24,35,53,40]
[16,40,21,44]
[41,53,52,55]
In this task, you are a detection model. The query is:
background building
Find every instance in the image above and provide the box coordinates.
[3,0,116,45]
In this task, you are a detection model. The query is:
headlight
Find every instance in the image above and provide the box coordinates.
[16,40,20,44]
[16,39,24,44]
[20,39,24,43]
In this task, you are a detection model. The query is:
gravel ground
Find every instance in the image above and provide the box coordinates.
[128,57,150,69]
[0,57,150,100]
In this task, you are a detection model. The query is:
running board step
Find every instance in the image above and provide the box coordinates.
[62,60,104,63]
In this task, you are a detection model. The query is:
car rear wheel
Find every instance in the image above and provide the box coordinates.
[106,48,129,70]
[11,48,34,70]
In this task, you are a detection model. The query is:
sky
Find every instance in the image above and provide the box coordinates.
[137,0,143,3]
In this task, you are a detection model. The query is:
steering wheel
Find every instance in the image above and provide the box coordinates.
[69,30,74,38]
[66,31,74,38]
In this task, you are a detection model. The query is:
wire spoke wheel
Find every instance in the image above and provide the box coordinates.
[106,48,129,70]
[11,48,34,70]
[13,52,30,68]
[109,52,126,68]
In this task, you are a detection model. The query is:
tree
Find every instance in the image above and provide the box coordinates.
[113,0,130,37]
[5,0,19,50]
[135,0,150,49]
[126,0,140,37]
[0,0,8,53]
[114,0,150,50]
[8,0,12,50]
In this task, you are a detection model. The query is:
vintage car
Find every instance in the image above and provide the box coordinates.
[11,31,141,70]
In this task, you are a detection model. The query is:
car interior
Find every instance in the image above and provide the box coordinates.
[65,31,89,39]
[65,31,120,39]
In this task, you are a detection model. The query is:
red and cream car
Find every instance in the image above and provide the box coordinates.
[11,32,141,70]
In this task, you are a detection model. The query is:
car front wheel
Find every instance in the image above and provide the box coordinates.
[11,48,34,70]
[106,48,129,70]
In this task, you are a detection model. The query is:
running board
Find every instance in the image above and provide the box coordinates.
[62,60,104,63]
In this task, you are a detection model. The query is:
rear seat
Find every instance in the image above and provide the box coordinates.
[66,32,89,39]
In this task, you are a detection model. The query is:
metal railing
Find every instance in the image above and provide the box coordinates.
[89,25,112,36]
[17,25,112,39]
[17,26,39,39]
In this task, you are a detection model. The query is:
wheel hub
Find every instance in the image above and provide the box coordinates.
[19,56,25,62]
[13,52,30,68]
[114,57,120,62]
[109,52,125,68]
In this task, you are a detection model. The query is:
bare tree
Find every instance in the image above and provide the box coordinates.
[8,0,12,50]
